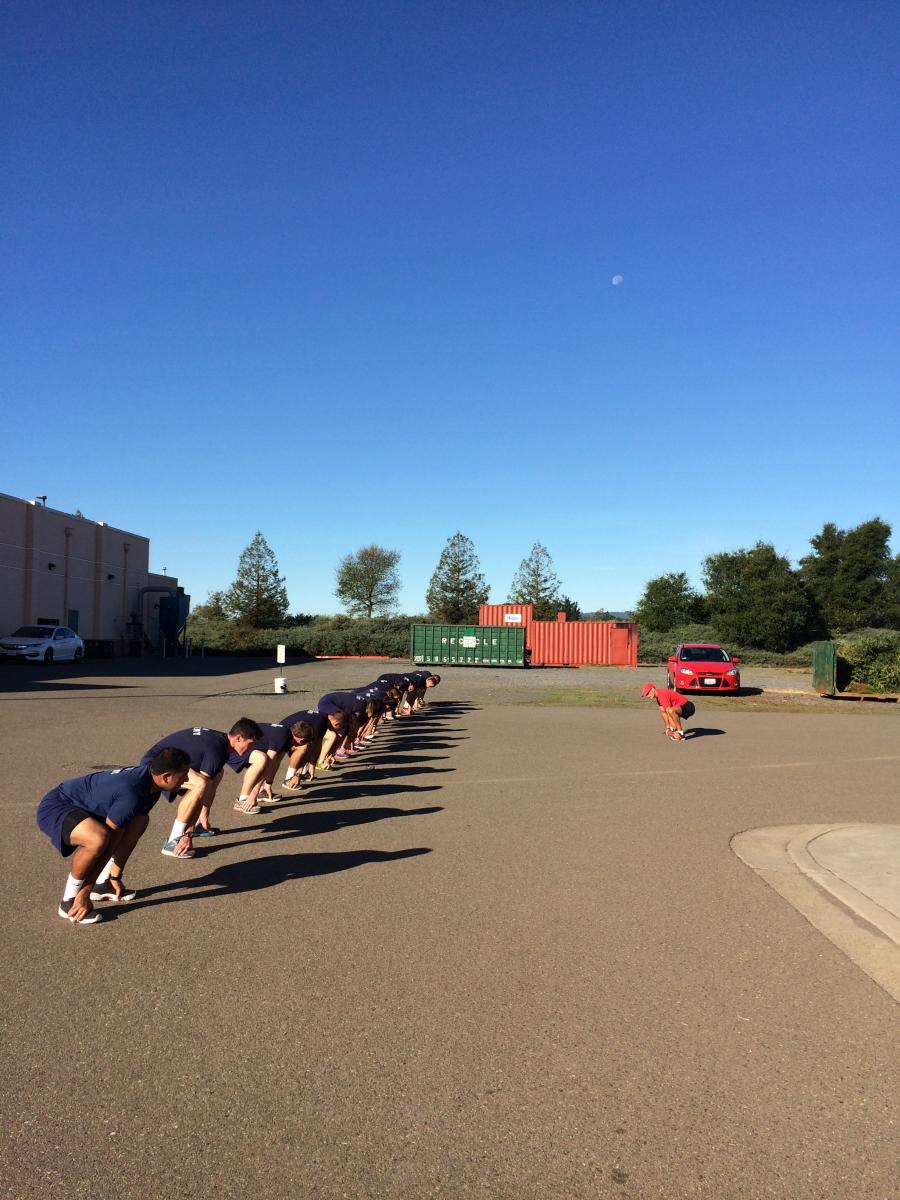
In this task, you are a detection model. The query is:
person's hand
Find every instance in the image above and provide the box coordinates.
[69,889,95,923]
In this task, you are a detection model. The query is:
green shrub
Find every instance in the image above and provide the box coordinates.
[837,629,900,693]
[637,626,816,669]
[187,615,425,658]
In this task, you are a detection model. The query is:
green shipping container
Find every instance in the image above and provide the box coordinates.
[410,624,527,667]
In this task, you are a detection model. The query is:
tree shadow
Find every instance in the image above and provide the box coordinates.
[119,846,433,913]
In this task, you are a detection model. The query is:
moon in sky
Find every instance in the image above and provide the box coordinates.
[611,275,623,285]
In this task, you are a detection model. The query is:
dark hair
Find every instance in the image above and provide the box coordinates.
[229,717,263,740]
[290,720,315,742]
[429,674,441,684]
[364,698,378,719]
[149,747,191,775]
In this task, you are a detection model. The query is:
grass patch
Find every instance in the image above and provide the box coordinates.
[492,687,895,716]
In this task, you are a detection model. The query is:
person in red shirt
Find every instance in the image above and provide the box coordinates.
[641,682,694,740]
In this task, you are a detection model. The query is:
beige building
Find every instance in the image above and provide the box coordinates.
[0,492,185,652]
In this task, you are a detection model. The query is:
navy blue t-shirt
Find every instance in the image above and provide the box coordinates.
[376,673,413,689]
[227,722,292,771]
[279,709,329,739]
[318,691,367,717]
[141,727,231,777]
[37,765,160,854]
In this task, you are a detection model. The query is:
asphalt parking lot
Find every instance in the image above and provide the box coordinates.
[3,658,898,1200]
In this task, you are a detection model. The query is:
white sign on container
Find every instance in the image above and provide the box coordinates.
[276,644,286,664]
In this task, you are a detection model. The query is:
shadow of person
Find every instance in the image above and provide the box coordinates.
[684,727,726,738]
[220,802,443,846]
[126,846,433,912]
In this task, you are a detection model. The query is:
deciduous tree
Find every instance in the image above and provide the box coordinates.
[335,545,401,617]
[634,571,707,631]
[702,542,813,651]
[799,518,894,633]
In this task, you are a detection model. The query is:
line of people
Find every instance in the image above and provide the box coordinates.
[36,668,441,924]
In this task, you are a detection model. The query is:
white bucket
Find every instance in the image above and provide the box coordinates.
[274,676,287,694]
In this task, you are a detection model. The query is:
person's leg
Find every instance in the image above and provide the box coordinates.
[317,728,338,768]
[164,769,217,854]
[258,751,283,800]
[235,749,269,812]
[91,812,149,901]
[62,815,124,922]
[284,742,311,787]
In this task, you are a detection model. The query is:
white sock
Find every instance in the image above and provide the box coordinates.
[95,859,114,885]
[169,820,188,841]
[284,767,296,781]
[238,794,250,804]
[63,875,84,901]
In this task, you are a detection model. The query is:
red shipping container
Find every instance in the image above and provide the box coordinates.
[478,604,636,667]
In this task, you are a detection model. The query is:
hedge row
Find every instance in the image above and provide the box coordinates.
[186,615,421,658]
[837,629,900,693]
[636,625,815,669]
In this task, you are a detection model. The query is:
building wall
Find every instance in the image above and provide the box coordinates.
[0,493,166,645]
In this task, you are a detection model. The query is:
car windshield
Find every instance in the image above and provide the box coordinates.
[11,626,55,638]
[681,646,729,662]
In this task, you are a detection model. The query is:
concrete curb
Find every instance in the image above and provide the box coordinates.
[732,823,900,1004]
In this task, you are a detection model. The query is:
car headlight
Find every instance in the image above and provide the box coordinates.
[678,667,694,675]
[726,668,738,676]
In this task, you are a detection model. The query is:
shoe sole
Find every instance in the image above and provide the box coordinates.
[161,847,195,857]
[89,890,137,903]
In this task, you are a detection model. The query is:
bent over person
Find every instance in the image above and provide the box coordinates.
[37,748,191,924]
[641,682,694,741]
[141,719,262,858]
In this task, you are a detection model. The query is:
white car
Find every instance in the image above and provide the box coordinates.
[0,625,85,663]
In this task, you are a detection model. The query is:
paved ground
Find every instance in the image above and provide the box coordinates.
[2,658,899,1199]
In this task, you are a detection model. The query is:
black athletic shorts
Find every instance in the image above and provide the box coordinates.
[679,700,695,720]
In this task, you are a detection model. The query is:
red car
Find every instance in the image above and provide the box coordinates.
[667,643,741,692]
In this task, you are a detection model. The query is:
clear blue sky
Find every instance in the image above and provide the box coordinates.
[3,1,898,615]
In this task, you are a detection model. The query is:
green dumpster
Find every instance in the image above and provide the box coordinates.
[410,624,527,667]
[811,641,837,694]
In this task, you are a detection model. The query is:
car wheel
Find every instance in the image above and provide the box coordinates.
[73,647,83,662]
[44,649,54,663]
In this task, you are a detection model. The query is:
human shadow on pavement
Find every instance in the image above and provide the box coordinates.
[123,846,433,913]
[226,793,443,833]
[684,727,726,738]
[316,764,454,785]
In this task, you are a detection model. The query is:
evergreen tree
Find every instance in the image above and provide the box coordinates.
[557,596,582,619]
[222,533,289,627]
[425,532,490,623]
[799,518,894,633]
[702,542,813,651]
[508,542,563,620]
[335,545,401,617]
[634,571,707,631]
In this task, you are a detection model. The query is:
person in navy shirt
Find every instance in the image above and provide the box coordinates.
[37,747,191,924]
[227,721,293,807]
[141,718,262,858]
[375,672,417,716]
[278,709,331,788]
[319,690,377,760]
[408,671,441,712]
